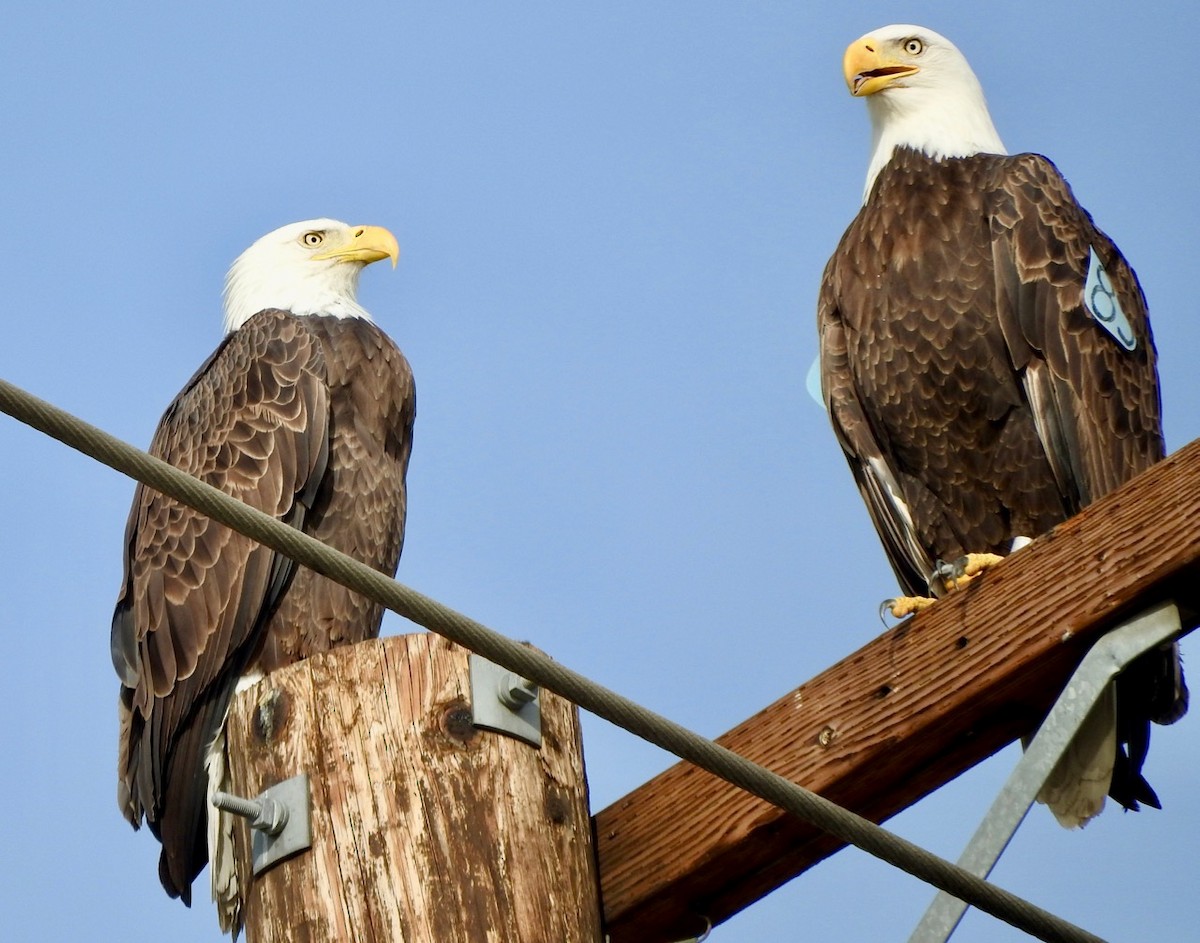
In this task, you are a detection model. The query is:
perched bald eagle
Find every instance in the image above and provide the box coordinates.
[818,26,1187,826]
[111,219,415,927]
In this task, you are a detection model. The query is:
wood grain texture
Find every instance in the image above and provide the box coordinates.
[595,438,1200,943]
[225,632,602,943]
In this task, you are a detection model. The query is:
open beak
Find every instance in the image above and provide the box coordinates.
[843,39,919,97]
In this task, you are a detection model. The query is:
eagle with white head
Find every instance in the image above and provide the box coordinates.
[112,219,415,933]
[819,26,1187,826]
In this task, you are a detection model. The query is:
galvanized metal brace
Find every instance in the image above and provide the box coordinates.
[469,653,543,747]
[909,600,1185,943]
[212,773,313,876]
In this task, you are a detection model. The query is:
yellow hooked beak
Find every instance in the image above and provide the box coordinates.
[312,224,400,268]
[843,38,920,97]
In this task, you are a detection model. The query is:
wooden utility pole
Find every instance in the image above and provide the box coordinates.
[595,436,1200,942]
[223,632,602,942]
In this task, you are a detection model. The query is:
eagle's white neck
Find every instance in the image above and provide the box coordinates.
[221,251,372,334]
[862,69,1006,202]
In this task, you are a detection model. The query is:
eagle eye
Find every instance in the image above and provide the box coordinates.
[904,38,925,56]
[302,231,325,248]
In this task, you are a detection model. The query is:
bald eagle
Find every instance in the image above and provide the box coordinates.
[110,219,415,927]
[818,26,1187,826]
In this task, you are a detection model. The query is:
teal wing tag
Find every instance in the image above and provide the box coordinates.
[805,356,824,408]
[1083,247,1136,351]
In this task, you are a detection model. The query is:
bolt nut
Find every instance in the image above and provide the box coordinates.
[498,672,539,710]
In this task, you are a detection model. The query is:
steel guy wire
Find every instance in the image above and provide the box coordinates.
[0,375,1104,943]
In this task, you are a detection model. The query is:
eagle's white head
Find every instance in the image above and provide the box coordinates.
[221,218,400,333]
[844,25,1007,202]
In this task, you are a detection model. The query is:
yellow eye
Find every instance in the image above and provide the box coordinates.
[904,38,925,56]
[302,231,324,248]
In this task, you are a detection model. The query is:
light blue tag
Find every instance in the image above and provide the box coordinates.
[1083,247,1136,351]
[806,356,824,408]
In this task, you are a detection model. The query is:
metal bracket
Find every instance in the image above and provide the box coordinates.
[212,773,313,876]
[469,654,542,747]
[909,600,1184,943]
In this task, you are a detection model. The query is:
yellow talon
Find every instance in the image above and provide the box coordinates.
[886,595,939,618]
[885,552,1008,619]
[942,552,1006,591]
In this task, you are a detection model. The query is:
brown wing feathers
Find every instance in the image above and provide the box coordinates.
[113,309,332,901]
[990,154,1164,500]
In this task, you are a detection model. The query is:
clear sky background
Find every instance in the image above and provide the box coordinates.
[1,3,1196,941]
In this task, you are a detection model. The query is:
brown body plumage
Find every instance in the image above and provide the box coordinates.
[112,294,414,900]
[820,147,1186,815]
[820,147,1163,592]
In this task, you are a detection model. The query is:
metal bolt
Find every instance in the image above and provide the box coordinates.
[212,790,290,836]
[497,672,539,710]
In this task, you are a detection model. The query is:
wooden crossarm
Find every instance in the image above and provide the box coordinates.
[594,438,1200,943]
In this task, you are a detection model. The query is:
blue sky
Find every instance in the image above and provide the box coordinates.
[1,3,1197,941]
